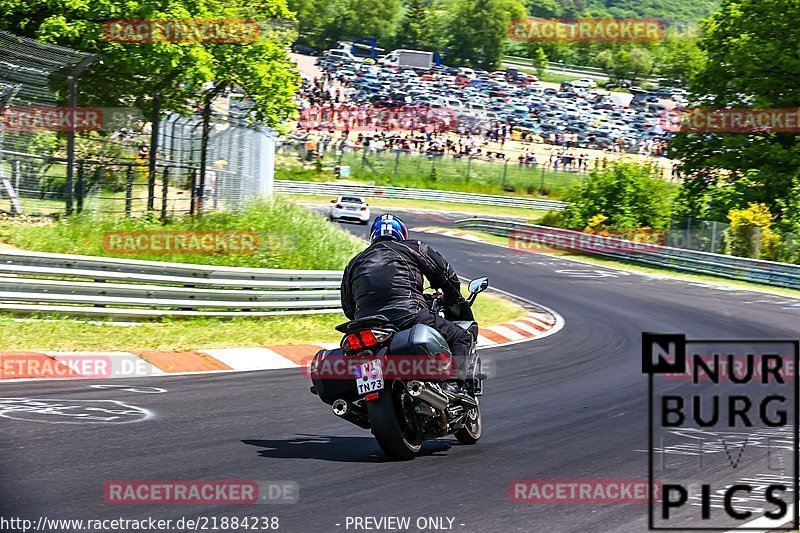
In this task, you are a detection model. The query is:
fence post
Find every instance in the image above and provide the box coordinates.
[710,221,718,253]
[466,157,471,182]
[64,55,99,216]
[147,95,160,212]
[539,166,545,193]
[65,76,76,215]
[197,83,226,217]
[161,166,169,223]
[502,160,508,187]
[394,151,399,176]
[76,161,85,214]
[12,160,20,196]
[148,73,178,212]
[124,166,133,217]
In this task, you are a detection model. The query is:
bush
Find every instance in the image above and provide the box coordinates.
[562,161,674,230]
[538,210,565,227]
[726,203,781,261]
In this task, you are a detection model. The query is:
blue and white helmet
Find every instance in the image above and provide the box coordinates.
[369,213,409,243]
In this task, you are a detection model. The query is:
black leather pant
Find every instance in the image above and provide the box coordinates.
[410,308,472,378]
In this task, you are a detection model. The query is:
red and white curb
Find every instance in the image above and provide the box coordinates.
[0,310,561,381]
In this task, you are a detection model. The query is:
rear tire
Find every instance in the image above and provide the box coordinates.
[454,398,482,444]
[367,381,422,460]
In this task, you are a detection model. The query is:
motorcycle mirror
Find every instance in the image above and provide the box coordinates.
[468,276,489,294]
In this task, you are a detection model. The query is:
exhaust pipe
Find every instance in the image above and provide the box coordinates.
[332,399,348,416]
[407,381,448,411]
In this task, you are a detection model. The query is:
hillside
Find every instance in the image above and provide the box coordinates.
[527,0,720,27]
[600,0,719,26]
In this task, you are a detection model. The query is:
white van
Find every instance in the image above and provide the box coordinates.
[465,102,487,114]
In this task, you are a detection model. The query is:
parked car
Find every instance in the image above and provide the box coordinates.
[292,43,320,56]
[329,196,370,225]
[572,78,597,89]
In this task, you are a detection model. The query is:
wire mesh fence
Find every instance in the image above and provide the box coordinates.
[276,140,604,198]
[0,30,97,216]
[158,112,276,213]
[665,217,730,254]
[0,30,275,219]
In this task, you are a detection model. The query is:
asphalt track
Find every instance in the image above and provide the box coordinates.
[2,210,799,532]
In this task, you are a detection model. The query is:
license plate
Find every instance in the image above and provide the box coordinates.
[345,206,357,210]
[354,359,383,395]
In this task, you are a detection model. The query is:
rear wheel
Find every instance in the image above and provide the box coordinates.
[367,380,422,460]
[454,398,482,444]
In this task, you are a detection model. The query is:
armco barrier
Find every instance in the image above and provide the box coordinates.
[0,249,344,319]
[275,180,567,211]
[455,218,800,290]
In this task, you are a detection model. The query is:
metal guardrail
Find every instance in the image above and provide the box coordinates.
[503,55,660,84]
[275,180,567,211]
[455,218,800,290]
[0,249,344,319]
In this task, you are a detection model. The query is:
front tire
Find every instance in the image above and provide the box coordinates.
[366,381,422,460]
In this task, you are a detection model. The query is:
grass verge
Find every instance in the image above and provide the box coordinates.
[277,151,583,200]
[1,288,527,351]
[446,227,800,299]
[0,197,364,270]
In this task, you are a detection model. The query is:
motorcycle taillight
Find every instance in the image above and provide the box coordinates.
[342,329,392,352]
[344,333,363,352]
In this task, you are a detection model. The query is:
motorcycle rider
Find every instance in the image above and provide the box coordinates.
[340,214,472,388]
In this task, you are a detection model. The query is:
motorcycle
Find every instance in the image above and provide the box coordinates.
[309,276,490,460]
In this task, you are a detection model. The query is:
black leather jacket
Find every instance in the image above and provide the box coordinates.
[341,239,463,325]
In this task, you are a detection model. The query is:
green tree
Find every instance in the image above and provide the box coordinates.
[525,0,562,18]
[341,0,403,45]
[670,0,800,226]
[396,0,434,49]
[0,0,299,128]
[624,47,654,85]
[443,0,526,70]
[529,45,548,76]
[562,161,674,230]
[287,0,346,48]
[655,28,706,85]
